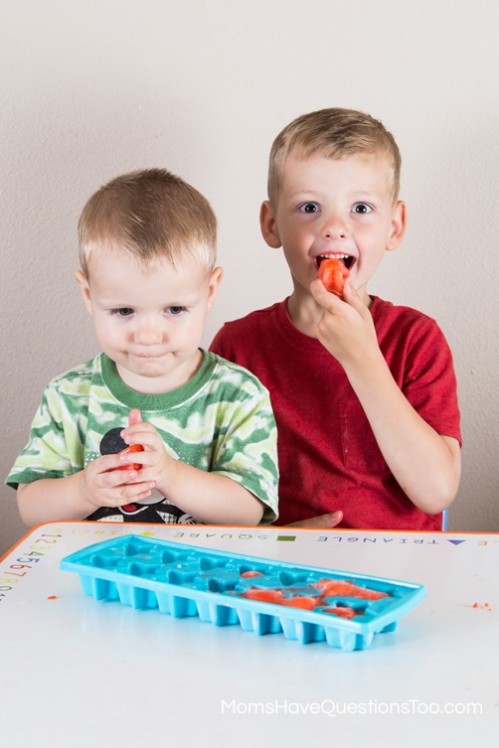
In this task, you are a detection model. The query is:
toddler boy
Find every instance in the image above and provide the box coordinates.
[7,169,278,526]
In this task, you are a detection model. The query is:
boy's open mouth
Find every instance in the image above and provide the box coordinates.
[316,254,355,271]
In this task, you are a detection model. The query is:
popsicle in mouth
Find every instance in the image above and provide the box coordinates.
[317,257,350,297]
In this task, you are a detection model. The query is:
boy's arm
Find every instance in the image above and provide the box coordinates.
[16,451,157,527]
[17,465,265,528]
[311,280,461,514]
[348,355,461,513]
[17,474,95,526]
[152,458,266,525]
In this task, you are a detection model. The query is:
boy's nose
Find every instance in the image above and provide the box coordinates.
[322,215,348,240]
[134,319,164,345]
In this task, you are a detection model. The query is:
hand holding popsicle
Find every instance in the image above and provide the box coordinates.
[118,409,144,470]
[311,259,379,368]
[99,409,145,471]
[118,408,177,498]
[75,409,153,511]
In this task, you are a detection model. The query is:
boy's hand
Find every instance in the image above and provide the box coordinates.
[285,511,343,528]
[310,279,380,369]
[118,408,174,498]
[82,409,156,510]
[81,451,156,509]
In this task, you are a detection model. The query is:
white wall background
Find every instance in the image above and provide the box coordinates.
[1,0,498,554]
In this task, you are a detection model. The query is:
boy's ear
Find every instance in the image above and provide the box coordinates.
[260,201,282,249]
[207,266,223,310]
[386,200,407,252]
[75,270,93,314]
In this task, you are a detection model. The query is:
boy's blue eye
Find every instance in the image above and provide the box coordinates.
[113,308,134,317]
[167,306,186,315]
[352,203,372,214]
[299,202,320,214]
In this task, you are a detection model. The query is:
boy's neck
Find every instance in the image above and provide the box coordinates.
[286,291,322,337]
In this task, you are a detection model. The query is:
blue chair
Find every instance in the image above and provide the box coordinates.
[441,508,449,531]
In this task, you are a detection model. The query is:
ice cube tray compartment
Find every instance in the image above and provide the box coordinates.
[60,535,426,651]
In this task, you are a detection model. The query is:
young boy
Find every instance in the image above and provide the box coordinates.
[7,169,278,526]
[210,108,461,531]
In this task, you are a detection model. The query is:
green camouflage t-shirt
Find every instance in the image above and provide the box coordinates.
[7,351,278,524]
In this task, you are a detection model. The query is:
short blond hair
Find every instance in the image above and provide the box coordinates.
[267,108,401,205]
[78,168,217,276]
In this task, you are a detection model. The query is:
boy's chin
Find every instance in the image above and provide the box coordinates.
[115,360,170,391]
[117,350,203,393]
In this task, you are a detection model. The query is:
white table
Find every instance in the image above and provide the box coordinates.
[1,522,497,746]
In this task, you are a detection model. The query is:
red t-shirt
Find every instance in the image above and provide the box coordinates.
[210,297,461,531]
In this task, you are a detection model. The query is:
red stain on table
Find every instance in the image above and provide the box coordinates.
[472,602,492,611]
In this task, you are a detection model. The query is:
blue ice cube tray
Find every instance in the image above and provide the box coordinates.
[60,535,426,651]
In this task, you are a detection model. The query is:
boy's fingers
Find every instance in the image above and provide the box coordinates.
[313,277,368,318]
[286,510,343,528]
[342,283,372,319]
[310,279,343,309]
[120,425,158,450]
[342,281,362,308]
[103,465,155,491]
[128,408,142,427]
[92,453,130,473]
[100,481,155,507]
[102,466,140,486]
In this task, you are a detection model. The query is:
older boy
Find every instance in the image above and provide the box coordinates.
[211,108,461,530]
[7,169,278,526]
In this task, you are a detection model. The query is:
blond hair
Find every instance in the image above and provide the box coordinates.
[78,168,217,275]
[267,108,401,205]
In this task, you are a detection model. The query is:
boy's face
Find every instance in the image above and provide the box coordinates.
[76,249,222,394]
[260,152,406,306]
